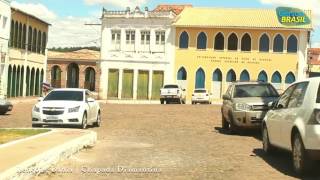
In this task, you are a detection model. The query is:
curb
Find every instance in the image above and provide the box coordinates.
[0,130,97,180]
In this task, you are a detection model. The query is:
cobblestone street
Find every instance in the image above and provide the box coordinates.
[1,102,320,179]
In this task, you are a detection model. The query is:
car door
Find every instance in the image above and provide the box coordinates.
[280,82,309,149]
[85,91,95,122]
[90,92,98,120]
[222,85,233,119]
[267,85,296,148]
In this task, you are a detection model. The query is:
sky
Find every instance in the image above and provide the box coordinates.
[11,0,320,48]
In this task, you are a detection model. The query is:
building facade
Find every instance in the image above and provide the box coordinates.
[174,8,312,101]
[47,49,100,94]
[308,48,320,77]
[99,6,185,101]
[0,0,11,98]
[6,7,49,98]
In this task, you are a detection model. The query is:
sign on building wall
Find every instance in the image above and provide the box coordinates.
[276,7,311,26]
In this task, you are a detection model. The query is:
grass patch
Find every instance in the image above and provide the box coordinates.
[0,129,50,145]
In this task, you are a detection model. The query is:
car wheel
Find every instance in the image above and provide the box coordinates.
[81,113,88,129]
[229,113,238,133]
[222,115,229,129]
[93,112,101,127]
[262,125,274,153]
[160,100,164,104]
[292,133,312,175]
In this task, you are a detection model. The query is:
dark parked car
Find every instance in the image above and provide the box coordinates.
[0,98,13,115]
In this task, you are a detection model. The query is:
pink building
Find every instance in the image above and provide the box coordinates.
[308,48,320,77]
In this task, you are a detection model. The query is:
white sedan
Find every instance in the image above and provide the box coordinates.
[262,78,320,175]
[191,89,212,104]
[32,88,101,129]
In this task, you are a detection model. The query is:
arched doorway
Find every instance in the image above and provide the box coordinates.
[7,65,12,98]
[285,72,295,88]
[240,70,250,81]
[20,66,24,96]
[212,69,222,98]
[67,63,79,88]
[12,65,16,97]
[16,66,20,97]
[35,69,40,96]
[30,68,35,96]
[51,65,61,88]
[84,67,96,91]
[26,67,30,96]
[195,68,205,89]
[177,67,187,89]
[226,69,236,88]
[271,71,282,90]
[40,69,44,96]
[258,71,268,82]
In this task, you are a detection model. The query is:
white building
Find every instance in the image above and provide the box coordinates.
[0,0,11,98]
[99,6,179,101]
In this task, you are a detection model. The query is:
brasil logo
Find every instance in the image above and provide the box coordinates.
[276,7,311,26]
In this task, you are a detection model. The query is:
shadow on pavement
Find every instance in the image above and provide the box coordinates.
[253,148,320,179]
[214,126,261,140]
[41,124,97,130]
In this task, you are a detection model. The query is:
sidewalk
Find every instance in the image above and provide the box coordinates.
[0,129,97,179]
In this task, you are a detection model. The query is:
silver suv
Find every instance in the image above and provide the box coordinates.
[221,82,279,132]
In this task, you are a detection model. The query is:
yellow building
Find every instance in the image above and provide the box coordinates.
[6,7,49,98]
[173,7,312,102]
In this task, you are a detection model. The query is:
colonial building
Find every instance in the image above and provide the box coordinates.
[99,5,189,101]
[47,49,100,94]
[0,0,11,98]
[173,7,312,101]
[6,7,49,98]
[308,48,320,77]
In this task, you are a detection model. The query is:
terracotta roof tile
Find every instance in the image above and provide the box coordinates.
[48,49,100,61]
[309,48,320,53]
[152,4,193,15]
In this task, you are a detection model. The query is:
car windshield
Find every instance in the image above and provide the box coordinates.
[194,89,206,93]
[233,84,279,98]
[164,85,178,88]
[44,91,83,101]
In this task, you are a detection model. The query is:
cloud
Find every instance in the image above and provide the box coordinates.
[11,1,100,48]
[313,42,320,47]
[49,16,101,48]
[84,0,149,8]
[11,1,56,21]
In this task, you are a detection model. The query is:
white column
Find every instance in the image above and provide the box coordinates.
[121,29,126,51]
[150,29,156,52]
[133,69,138,100]
[135,29,140,52]
[118,69,123,99]
[148,70,153,100]
[297,31,308,80]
